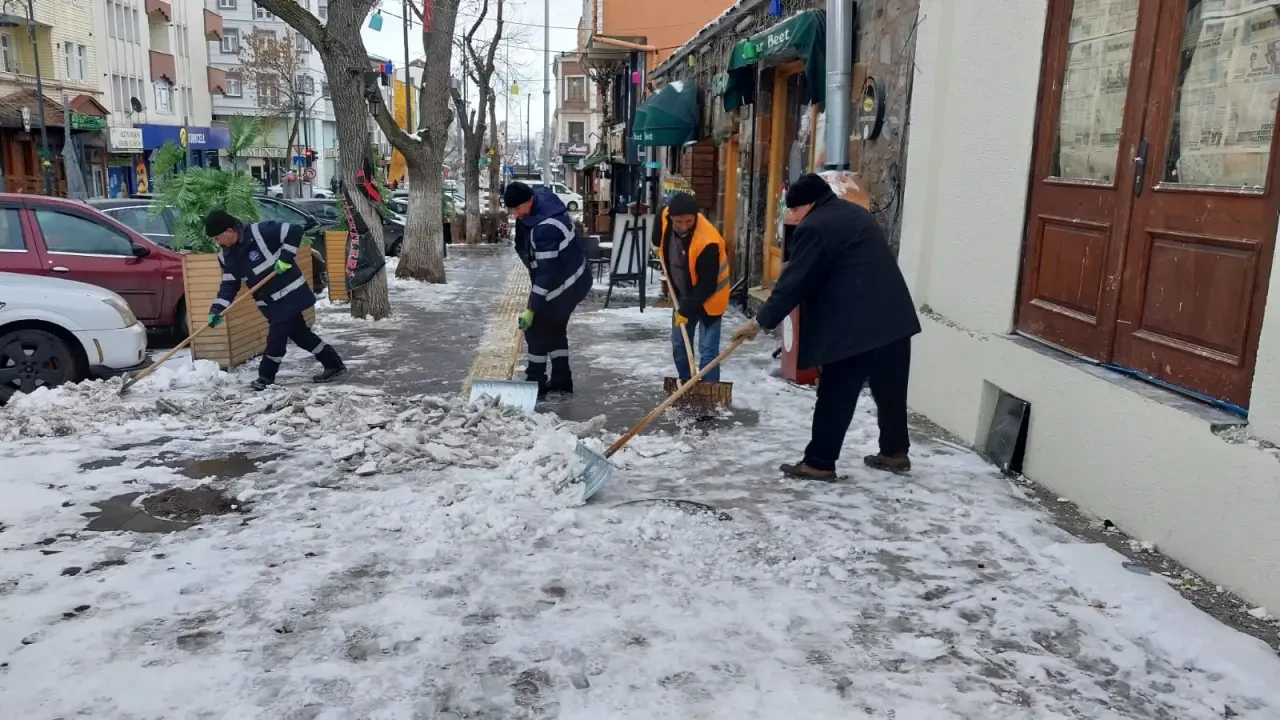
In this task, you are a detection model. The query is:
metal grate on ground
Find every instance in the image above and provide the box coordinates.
[460,264,530,400]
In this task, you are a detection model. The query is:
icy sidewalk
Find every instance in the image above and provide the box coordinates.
[2,297,1280,718]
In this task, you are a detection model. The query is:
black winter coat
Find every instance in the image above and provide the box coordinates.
[212,220,315,323]
[755,195,920,369]
[513,188,591,317]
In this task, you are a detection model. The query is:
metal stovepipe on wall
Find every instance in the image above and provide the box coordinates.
[824,0,854,169]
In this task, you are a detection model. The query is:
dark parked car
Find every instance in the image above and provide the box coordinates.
[91,196,329,293]
[288,198,407,257]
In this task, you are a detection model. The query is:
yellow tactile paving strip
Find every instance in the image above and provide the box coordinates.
[459,264,530,400]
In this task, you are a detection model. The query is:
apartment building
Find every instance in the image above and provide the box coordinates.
[205,0,333,190]
[0,0,110,194]
[552,51,599,194]
[93,0,226,196]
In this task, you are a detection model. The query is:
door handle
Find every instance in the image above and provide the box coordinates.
[49,266,69,273]
[1133,138,1149,198]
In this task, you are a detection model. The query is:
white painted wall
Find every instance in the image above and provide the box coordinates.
[898,0,1280,610]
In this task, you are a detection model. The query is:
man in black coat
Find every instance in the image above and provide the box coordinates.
[731,173,921,479]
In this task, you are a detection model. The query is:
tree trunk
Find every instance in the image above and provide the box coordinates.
[319,2,390,319]
[488,94,500,215]
[397,149,446,282]
[464,158,482,244]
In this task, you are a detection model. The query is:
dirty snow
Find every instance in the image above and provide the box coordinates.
[2,302,1280,718]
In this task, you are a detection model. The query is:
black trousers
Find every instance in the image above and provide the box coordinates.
[259,313,341,382]
[524,308,573,391]
[804,337,912,471]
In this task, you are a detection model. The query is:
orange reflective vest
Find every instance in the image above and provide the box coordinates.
[660,208,731,317]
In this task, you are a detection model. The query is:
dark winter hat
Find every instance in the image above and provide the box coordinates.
[502,181,535,208]
[666,192,699,218]
[203,209,240,237]
[784,173,834,209]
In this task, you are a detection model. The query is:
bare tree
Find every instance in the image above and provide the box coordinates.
[253,0,459,304]
[449,0,505,244]
[238,29,325,199]
[487,88,500,213]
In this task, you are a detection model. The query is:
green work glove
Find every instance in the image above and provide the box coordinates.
[274,259,292,274]
[517,309,534,330]
[207,313,223,328]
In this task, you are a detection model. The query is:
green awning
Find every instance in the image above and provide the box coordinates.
[630,104,648,143]
[723,9,826,112]
[579,146,608,170]
[635,81,699,147]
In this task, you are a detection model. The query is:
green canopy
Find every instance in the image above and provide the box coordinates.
[723,9,826,112]
[630,104,648,143]
[635,80,699,147]
[579,146,608,170]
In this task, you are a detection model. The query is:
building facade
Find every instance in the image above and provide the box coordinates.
[205,0,332,191]
[0,0,110,195]
[94,0,227,196]
[552,51,600,194]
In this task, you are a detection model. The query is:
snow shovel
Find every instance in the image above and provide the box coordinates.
[119,271,278,395]
[468,323,540,412]
[577,337,747,501]
[656,251,733,411]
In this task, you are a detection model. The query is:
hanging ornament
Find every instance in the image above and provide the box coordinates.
[632,71,641,84]
[742,41,758,61]
[511,81,520,95]
[368,10,383,31]
[422,0,434,32]
[768,0,783,16]
[688,54,696,68]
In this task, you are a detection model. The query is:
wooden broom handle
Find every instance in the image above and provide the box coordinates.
[605,337,746,458]
[120,271,278,393]
[656,242,698,375]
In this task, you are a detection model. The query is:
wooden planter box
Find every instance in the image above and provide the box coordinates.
[182,250,316,368]
[324,230,349,302]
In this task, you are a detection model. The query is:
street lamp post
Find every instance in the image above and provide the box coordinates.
[27,0,53,195]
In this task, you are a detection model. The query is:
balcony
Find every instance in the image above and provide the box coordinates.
[145,0,172,23]
[203,9,224,41]
[207,66,228,95]
[149,50,176,84]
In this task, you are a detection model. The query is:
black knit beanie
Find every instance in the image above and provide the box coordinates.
[502,181,535,208]
[203,209,239,237]
[784,173,834,208]
[666,192,699,218]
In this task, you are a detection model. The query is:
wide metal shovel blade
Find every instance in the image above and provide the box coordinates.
[576,443,615,501]
[468,380,540,413]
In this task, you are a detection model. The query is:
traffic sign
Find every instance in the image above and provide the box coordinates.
[292,154,306,166]
[304,167,316,180]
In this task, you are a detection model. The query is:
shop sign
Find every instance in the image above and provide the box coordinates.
[71,112,107,131]
[558,142,590,157]
[109,126,144,152]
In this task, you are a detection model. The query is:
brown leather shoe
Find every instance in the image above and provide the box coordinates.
[779,462,837,481]
[864,454,912,473]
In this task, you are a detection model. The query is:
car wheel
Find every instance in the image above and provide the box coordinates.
[310,249,327,293]
[388,237,403,257]
[0,329,79,402]
[174,300,189,339]
[567,201,579,211]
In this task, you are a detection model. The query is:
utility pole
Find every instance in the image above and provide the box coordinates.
[541,0,550,183]
[526,93,531,169]
[27,0,52,195]
[402,0,413,134]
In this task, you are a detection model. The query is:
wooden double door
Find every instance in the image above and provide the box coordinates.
[1018,0,1280,408]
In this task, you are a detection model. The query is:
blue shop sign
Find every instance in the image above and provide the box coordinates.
[137,124,231,150]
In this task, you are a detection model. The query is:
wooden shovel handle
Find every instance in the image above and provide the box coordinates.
[120,271,278,393]
[656,244,697,375]
[605,337,746,458]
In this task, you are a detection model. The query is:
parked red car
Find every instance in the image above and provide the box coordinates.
[0,194,188,335]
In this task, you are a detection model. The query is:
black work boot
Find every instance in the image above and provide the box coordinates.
[864,454,912,473]
[780,461,837,482]
[249,378,273,391]
[313,362,347,384]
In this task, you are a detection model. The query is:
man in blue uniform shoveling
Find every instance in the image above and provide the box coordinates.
[205,209,347,391]
[503,181,592,399]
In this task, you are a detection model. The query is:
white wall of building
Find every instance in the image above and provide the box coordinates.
[94,0,211,126]
[897,0,1280,610]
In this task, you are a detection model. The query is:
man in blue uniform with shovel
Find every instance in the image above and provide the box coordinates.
[503,181,593,399]
[205,209,347,391]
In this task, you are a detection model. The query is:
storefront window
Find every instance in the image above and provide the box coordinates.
[777,72,813,253]
[1051,0,1139,182]
[1162,1,1280,190]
